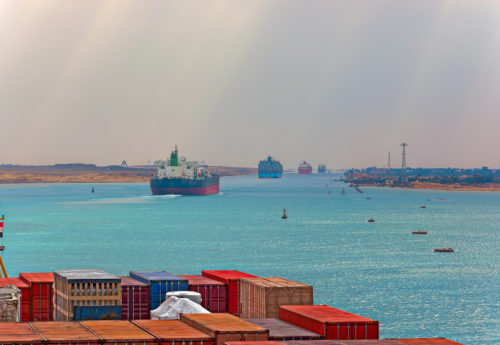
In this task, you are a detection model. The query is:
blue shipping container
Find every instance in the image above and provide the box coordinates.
[73,306,122,320]
[130,271,188,309]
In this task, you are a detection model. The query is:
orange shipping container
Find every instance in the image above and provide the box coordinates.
[133,320,214,345]
[181,313,269,345]
[29,321,101,345]
[226,342,287,345]
[81,320,156,345]
[241,278,313,319]
[394,339,464,345]
[0,322,44,345]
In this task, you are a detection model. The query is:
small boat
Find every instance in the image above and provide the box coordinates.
[366,197,371,200]
[420,205,426,208]
[282,208,288,219]
[412,231,428,234]
[368,218,375,223]
[434,248,454,252]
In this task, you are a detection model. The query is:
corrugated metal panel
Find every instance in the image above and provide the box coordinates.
[55,269,120,283]
[241,278,313,318]
[73,306,122,321]
[201,270,258,317]
[133,320,214,345]
[245,318,322,340]
[393,339,465,345]
[181,313,269,345]
[0,322,44,344]
[179,275,227,313]
[225,342,287,345]
[0,277,31,322]
[282,341,345,345]
[338,340,406,345]
[279,305,378,341]
[81,320,156,345]
[121,276,150,320]
[20,273,54,321]
[29,321,101,344]
[130,271,188,310]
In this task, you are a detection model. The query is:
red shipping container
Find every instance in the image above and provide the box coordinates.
[337,341,405,345]
[0,277,31,322]
[133,320,215,345]
[20,272,54,321]
[29,321,101,345]
[121,276,150,320]
[282,341,344,345]
[179,275,227,313]
[279,305,379,341]
[0,322,44,345]
[81,320,156,345]
[394,339,464,345]
[226,342,287,345]
[202,270,258,317]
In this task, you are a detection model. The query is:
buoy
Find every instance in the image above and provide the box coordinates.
[282,208,288,219]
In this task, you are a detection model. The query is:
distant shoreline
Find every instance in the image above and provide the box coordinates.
[354,181,500,192]
[0,165,257,184]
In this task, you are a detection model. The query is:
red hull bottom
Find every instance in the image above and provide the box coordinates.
[151,184,219,196]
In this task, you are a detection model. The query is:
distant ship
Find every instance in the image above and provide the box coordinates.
[318,164,327,173]
[150,146,219,196]
[298,161,312,174]
[258,156,283,178]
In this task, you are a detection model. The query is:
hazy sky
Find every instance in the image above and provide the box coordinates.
[1,1,499,169]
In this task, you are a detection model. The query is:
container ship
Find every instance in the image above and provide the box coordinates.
[150,146,219,196]
[318,164,327,173]
[298,161,312,174]
[258,156,283,178]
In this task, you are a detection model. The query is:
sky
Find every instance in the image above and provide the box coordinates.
[0,0,499,169]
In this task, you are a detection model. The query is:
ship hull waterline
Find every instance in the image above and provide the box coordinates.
[150,176,220,196]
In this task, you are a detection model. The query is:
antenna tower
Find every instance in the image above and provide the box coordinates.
[400,143,408,183]
[387,151,391,177]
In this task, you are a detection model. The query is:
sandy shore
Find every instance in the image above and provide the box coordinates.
[356,181,500,192]
[0,172,149,183]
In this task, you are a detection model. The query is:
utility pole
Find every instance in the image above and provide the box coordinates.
[400,143,408,184]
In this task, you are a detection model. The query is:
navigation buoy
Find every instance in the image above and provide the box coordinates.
[282,208,288,219]
[91,187,95,193]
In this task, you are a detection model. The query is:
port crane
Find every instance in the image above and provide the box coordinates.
[0,214,7,277]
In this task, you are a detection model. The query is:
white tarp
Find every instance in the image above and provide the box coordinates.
[166,291,202,305]
[150,296,209,320]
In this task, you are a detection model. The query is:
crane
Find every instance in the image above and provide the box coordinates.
[0,214,7,277]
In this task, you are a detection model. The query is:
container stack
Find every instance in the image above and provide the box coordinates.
[202,270,258,317]
[179,275,228,313]
[19,272,54,321]
[130,271,188,310]
[245,318,323,341]
[279,305,379,341]
[0,277,31,321]
[53,269,121,321]
[121,276,150,320]
[240,277,313,318]
[180,313,269,345]
[30,321,102,345]
[133,319,215,345]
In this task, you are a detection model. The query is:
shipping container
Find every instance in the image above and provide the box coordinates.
[279,305,378,341]
[29,321,101,345]
[181,313,269,345]
[179,275,227,313]
[53,269,121,321]
[0,285,20,322]
[225,342,286,345]
[245,318,322,341]
[0,277,31,322]
[282,341,347,345]
[337,341,406,345]
[130,271,188,310]
[241,278,313,318]
[133,319,215,345]
[81,320,156,345]
[121,276,150,320]
[201,270,258,317]
[73,305,122,320]
[393,339,464,345]
[0,322,44,345]
[20,272,54,321]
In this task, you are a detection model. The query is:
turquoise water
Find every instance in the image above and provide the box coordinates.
[0,174,498,344]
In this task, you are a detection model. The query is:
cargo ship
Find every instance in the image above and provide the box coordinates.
[150,146,219,196]
[318,164,327,173]
[258,156,283,178]
[298,161,312,174]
